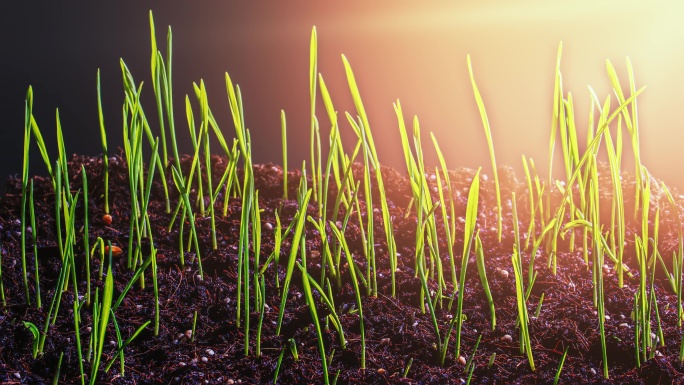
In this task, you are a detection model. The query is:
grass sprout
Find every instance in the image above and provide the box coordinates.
[467,55,502,242]
[554,346,570,385]
[475,233,495,329]
[7,12,681,384]
[455,168,481,359]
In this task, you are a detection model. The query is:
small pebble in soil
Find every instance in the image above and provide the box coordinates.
[102,214,113,225]
[377,368,386,375]
[185,330,193,339]
[602,265,611,275]
[590,368,597,376]
[206,348,215,356]
[109,340,116,346]
[189,358,198,366]
[619,323,630,328]
[496,269,509,279]
[201,356,208,363]
[458,356,466,365]
[13,373,21,379]
[227,380,235,385]
[264,222,273,230]
[501,334,513,343]
[380,337,390,346]
[178,362,186,367]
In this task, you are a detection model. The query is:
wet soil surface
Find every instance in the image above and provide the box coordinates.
[1,154,684,384]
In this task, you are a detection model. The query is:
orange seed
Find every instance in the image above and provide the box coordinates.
[104,245,123,257]
[102,214,113,225]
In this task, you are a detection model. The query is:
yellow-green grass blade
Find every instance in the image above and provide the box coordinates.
[475,233,495,330]
[467,55,502,242]
[512,250,535,371]
[604,126,625,287]
[455,168,480,359]
[330,222,366,369]
[309,27,319,205]
[550,86,646,274]
[549,42,563,186]
[149,11,168,165]
[276,188,313,335]
[26,88,54,185]
[96,69,110,213]
[281,110,288,200]
[298,260,330,384]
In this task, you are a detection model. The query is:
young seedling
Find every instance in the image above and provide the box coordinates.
[455,169,481,360]
[553,346,570,385]
[29,179,41,308]
[467,55,502,242]
[97,69,110,214]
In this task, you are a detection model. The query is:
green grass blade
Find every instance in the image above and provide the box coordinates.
[467,55,502,242]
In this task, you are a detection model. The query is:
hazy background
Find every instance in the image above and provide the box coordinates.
[2,1,684,190]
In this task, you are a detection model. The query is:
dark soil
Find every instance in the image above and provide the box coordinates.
[1,153,684,384]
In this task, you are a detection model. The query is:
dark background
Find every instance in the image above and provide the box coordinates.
[3,1,683,191]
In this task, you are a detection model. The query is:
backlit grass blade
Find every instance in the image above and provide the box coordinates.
[21,95,32,304]
[604,127,625,287]
[309,27,319,206]
[553,346,570,385]
[96,69,110,214]
[81,166,91,306]
[91,245,114,385]
[455,168,480,359]
[475,233,495,330]
[149,11,169,165]
[26,87,54,184]
[29,179,40,308]
[342,57,396,297]
[467,55,502,242]
[661,182,683,326]
[281,109,288,200]
[329,222,366,369]
[432,134,457,291]
[276,187,313,335]
[607,59,643,219]
[298,261,330,384]
[512,250,535,371]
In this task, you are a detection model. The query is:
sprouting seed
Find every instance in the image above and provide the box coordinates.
[104,245,123,257]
